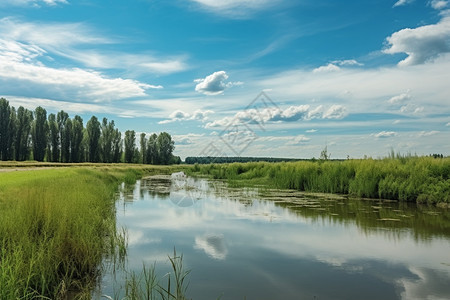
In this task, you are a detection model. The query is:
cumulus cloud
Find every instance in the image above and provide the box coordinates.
[384,14,450,66]
[158,109,214,124]
[393,0,414,7]
[429,0,449,10]
[373,131,397,138]
[195,71,242,95]
[205,104,347,128]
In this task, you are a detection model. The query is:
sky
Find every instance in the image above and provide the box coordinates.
[1,0,449,159]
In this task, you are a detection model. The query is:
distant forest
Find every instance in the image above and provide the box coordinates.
[185,156,305,164]
[0,98,180,164]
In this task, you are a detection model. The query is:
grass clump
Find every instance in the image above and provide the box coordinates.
[0,167,147,299]
[108,250,191,300]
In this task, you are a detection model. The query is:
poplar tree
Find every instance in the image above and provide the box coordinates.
[31,106,48,161]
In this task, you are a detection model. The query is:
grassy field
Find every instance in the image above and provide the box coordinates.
[0,163,185,299]
[187,157,450,205]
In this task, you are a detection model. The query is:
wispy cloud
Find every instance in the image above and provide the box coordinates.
[0,45,159,101]
[0,0,68,7]
[0,18,188,75]
[429,0,449,10]
[158,109,214,124]
[373,131,397,138]
[313,63,341,73]
[393,0,414,8]
[388,93,411,104]
[188,0,283,17]
[418,130,440,137]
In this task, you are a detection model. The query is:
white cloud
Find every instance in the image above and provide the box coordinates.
[0,18,188,75]
[384,14,450,66]
[323,105,347,119]
[158,109,214,124]
[373,131,398,138]
[313,63,340,73]
[3,95,158,118]
[0,0,68,7]
[400,103,424,114]
[194,234,227,260]
[393,0,414,7]
[286,135,311,145]
[188,0,281,17]
[418,130,440,136]
[195,71,242,95]
[0,18,111,48]
[0,19,170,102]
[204,104,347,128]
[0,52,158,101]
[388,93,411,104]
[331,59,363,66]
[429,0,449,10]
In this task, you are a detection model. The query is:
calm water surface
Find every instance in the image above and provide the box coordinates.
[99,176,450,300]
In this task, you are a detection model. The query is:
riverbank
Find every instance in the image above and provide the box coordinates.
[0,163,184,299]
[187,157,450,205]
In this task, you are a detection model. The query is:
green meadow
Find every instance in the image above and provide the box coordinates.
[188,156,450,205]
[0,164,183,299]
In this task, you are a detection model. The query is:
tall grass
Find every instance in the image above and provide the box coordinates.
[0,167,146,299]
[187,157,450,204]
[109,250,191,300]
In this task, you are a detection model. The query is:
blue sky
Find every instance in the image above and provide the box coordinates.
[1,0,449,159]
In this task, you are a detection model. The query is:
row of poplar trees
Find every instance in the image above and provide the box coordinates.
[0,98,179,164]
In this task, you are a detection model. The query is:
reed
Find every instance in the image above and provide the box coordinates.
[0,166,148,299]
[187,157,450,204]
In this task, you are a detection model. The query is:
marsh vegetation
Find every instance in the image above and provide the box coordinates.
[187,156,450,205]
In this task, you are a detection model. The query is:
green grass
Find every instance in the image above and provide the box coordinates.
[186,157,450,205]
[0,165,175,299]
[108,250,191,300]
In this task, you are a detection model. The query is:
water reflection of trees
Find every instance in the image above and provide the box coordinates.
[262,190,450,242]
[206,181,450,242]
[118,177,450,242]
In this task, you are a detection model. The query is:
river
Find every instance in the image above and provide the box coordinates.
[97,175,450,300]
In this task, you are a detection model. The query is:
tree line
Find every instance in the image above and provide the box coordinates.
[185,156,303,164]
[0,98,180,164]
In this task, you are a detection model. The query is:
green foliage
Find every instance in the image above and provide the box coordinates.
[124,130,137,164]
[189,157,450,204]
[31,106,48,161]
[86,115,101,163]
